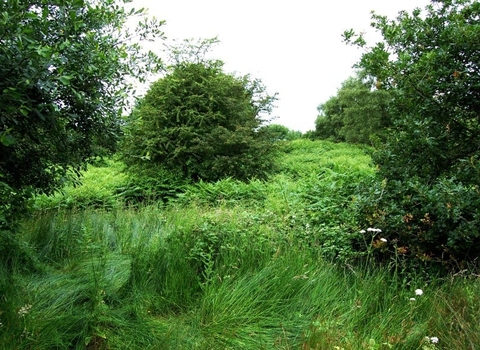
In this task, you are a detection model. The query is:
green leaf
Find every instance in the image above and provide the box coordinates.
[19,106,30,116]
[0,130,16,146]
[57,75,74,85]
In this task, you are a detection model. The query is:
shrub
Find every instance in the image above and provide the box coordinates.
[346,0,480,271]
[121,56,278,183]
[354,176,480,272]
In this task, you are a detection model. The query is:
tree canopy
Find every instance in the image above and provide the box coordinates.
[314,76,393,144]
[262,124,302,141]
[345,0,480,269]
[121,40,278,183]
[0,0,163,228]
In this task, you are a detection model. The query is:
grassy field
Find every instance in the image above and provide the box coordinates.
[1,139,479,349]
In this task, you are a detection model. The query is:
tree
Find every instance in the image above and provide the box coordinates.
[121,40,278,183]
[0,0,163,229]
[314,76,393,144]
[345,0,480,269]
[262,124,302,141]
[314,89,344,142]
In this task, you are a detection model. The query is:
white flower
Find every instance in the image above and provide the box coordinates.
[409,297,416,301]
[380,238,387,242]
[360,229,366,233]
[18,304,32,317]
[415,289,423,296]
[430,336,439,344]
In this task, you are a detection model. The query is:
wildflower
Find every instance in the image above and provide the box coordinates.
[380,238,387,243]
[415,289,423,296]
[360,229,366,234]
[18,304,32,317]
[409,297,416,301]
[430,337,439,344]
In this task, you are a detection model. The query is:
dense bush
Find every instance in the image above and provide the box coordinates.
[121,58,278,183]
[354,176,480,272]
[346,0,480,270]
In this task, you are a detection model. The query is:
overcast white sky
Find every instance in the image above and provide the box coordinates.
[129,0,430,132]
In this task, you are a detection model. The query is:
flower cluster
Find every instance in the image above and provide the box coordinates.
[421,336,439,350]
[360,227,383,234]
[18,304,32,317]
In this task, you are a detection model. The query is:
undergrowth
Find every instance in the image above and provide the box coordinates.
[1,140,478,349]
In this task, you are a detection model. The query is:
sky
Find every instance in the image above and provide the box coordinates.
[128,0,431,132]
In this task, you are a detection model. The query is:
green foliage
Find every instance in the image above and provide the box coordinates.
[167,213,278,291]
[0,0,163,230]
[314,75,393,144]
[264,139,374,261]
[34,159,187,209]
[121,39,278,183]
[2,140,480,348]
[345,0,480,269]
[262,123,303,141]
[34,159,127,210]
[33,139,373,263]
[277,138,373,179]
[354,176,480,272]
[113,164,188,205]
[5,206,480,348]
[177,178,267,207]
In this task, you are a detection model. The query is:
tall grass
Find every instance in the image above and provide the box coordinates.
[1,140,479,349]
[6,207,480,349]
